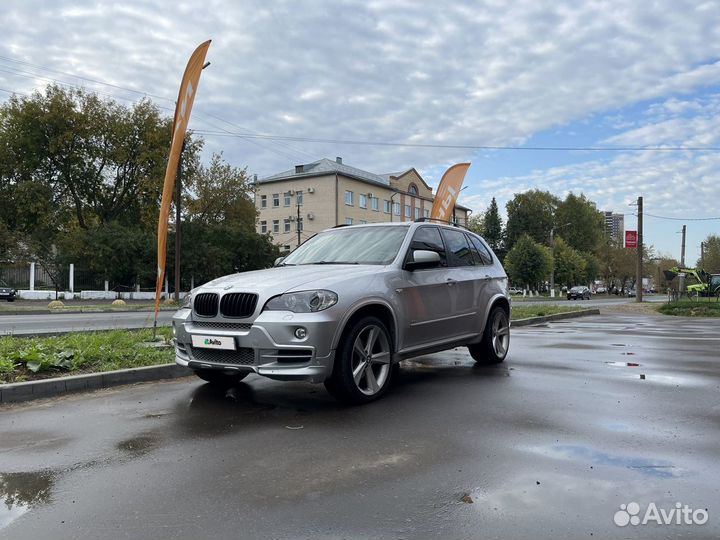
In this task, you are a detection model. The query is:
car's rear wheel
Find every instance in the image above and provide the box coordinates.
[194,369,249,387]
[324,316,394,404]
[468,306,509,364]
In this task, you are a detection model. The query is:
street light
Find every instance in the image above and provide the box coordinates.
[550,222,571,298]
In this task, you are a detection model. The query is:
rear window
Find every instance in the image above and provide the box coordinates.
[468,235,493,265]
[440,228,474,267]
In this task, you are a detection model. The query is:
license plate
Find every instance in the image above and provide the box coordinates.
[191,335,236,350]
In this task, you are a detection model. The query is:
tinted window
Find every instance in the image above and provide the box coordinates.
[441,228,474,267]
[469,235,493,265]
[409,226,447,266]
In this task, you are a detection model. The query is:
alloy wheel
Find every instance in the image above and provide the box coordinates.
[351,324,391,396]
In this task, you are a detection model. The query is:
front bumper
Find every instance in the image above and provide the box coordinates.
[171,308,339,383]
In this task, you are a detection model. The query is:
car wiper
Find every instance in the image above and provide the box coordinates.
[305,261,360,265]
[275,263,296,267]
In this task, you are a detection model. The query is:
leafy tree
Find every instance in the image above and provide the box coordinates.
[555,192,605,253]
[581,252,600,284]
[504,234,553,289]
[553,236,587,287]
[505,190,559,249]
[481,197,503,251]
[698,234,720,273]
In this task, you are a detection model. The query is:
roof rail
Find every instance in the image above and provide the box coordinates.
[413,217,468,230]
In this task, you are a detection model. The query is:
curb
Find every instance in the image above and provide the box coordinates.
[0,308,177,317]
[0,363,191,404]
[511,308,600,327]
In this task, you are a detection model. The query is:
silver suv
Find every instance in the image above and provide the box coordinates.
[172,222,510,404]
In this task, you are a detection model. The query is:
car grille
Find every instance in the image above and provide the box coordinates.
[194,293,219,317]
[190,347,255,365]
[220,293,258,318]
[190,321,252,330]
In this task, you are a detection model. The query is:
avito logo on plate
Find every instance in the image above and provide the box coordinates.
[614,502,709,527]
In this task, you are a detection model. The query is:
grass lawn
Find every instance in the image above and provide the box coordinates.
[0,328,174,384]
[511,304,584,320]
[657,298,720,317]
[0,302,177,313]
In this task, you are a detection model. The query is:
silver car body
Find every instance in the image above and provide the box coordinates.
[172,222,510,383]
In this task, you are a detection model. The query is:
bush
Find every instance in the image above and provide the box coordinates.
[48,300,64,309]
[111,299,126,306]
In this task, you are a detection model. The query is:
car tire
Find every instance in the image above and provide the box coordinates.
[7,298,14,302]
[194,369,249,387]
[468,306,510,365]
[324,316,395,405]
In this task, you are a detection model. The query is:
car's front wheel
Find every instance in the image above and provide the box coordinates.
[194,369,249,387]
[324,316,394,404]
[468,306,509,364]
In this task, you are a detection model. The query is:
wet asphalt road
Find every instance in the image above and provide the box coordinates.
[1,313,718,539]
[0,311,173,336]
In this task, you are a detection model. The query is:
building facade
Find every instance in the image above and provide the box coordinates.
[604,211,625,242]
[255,157,470,251]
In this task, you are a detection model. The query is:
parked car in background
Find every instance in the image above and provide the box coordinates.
[567,286,591,300]
[627,289,637,298]
[508,287,523,295]
[595,286,607,294]
[172,222,511,404]
[0,280,16,302]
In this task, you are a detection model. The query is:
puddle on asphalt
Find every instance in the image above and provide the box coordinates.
[531,445,684,478]
[0,470,55,529]
[605,361,641,367]
[116,433,161,457]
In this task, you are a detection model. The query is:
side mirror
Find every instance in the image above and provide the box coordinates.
[405,249,441,271]
[274,256,285,267]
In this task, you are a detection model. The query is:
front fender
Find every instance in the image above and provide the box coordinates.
[331,298,399,351]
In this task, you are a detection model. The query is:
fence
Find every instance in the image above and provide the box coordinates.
[0,262,197,299]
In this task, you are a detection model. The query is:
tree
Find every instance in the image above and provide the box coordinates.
[553,236,587,287]
[699,234,720,273]
[555,192,605,253]
[504,234,553,289]
[505,190,559,249]
[481,197,504,251]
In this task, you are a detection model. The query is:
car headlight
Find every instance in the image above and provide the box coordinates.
[264,290,338,313]
[180,293,193,309]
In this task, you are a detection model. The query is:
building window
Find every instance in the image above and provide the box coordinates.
[359,194,367,209]
[284,192,291,206]
[284,219,291,233]
[260,195,267,208]
[384,200,391,213]
[272,193,280,208]
[408,184,418,196]
[345,190,353,206]
[272,220,279,233]
[424,209,430,218]
[345,218,353,225]
[297,191,303,205]
[405,205,411,218]
[283,244,291,252]
[260,220,267,234]
[414,207,420,220]
[372,197,379,211]
[393,202,401,216]
[359,219,367,224]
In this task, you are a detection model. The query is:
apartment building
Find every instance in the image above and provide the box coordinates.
[604,211,625,243]
[255,157,470,251]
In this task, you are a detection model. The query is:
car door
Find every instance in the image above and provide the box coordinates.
[397,226,455,349]
[439,228,483,337]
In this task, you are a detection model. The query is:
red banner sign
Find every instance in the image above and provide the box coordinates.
[625,230,638,249]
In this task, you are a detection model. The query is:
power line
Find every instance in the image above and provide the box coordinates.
[643,212,720,221]
[193,129,720,152]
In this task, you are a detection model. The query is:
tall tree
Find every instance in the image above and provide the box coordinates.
[504,234,553,289]
[553,236,587,287]
[505,190,559,249]
[555,192,605,253]
[698,234,720,273]
[482,197,504,251]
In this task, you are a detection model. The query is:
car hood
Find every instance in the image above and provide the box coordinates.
[197,265,384,297]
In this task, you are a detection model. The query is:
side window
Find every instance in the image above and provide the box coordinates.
[408,226,447,267]
[469,235,493,265]
[441,228,474,267]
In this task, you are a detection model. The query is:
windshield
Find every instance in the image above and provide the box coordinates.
[280,226,409,266]
[570,286,583,292]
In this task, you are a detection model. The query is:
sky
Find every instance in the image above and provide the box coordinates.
[1,0,719,265]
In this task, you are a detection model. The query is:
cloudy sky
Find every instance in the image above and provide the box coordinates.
[2,0,720,263]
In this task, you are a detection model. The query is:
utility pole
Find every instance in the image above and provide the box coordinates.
[680,225,686,267]
[174,139,186,303]
[549,228,555,298]
[296,191,303,247]
[701,242,705,268]
[636,196,643,303]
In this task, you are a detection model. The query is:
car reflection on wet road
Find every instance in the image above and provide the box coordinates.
[1,313,718,539]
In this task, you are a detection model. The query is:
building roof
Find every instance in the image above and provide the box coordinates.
[259,158,390,188]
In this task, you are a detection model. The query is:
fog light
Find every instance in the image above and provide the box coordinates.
[172,323,177,337]
[294,327,307,339]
